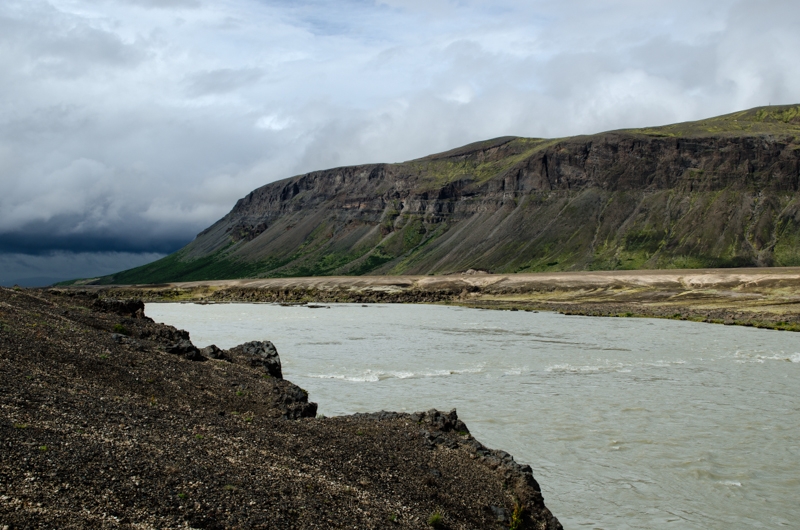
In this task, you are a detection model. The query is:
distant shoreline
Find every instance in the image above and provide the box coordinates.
[59,267,800,332]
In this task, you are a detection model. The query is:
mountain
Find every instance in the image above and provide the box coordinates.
[99,105,800,284]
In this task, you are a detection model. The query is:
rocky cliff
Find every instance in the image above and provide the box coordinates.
[102,105,800,284]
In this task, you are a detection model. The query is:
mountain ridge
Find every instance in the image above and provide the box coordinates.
[90,104,800,285]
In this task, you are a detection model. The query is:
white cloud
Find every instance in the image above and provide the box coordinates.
[255,114,293,131]
[1,0,800,280]
[442,85,474,105]
[0,158,114,231]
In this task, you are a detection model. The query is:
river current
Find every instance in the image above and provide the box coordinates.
[146,303,800,529]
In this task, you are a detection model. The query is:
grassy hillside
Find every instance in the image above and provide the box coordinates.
[632,105,800,138]
[79,105,800,285]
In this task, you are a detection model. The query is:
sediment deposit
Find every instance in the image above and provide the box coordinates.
[83,267,800,331]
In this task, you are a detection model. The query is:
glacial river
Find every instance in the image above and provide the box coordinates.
[146,303,800,529]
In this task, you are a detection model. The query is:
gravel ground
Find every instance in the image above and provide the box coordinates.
[0,287,561,529]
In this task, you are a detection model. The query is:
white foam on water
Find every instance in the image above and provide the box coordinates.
[307,364,486,382]
[545,362,632,374]
[451,363,486,374]
[646,359,687,367]
[307,371,381,382]
[733,350,800,363]
[545,363,603,373]
[418,365,487,377]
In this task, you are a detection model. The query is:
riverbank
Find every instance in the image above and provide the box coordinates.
[69,267,800,331]
[0,287,561,529]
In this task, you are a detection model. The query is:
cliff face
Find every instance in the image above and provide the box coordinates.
[105,105,800,284]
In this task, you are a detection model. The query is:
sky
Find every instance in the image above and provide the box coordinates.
[1,0,799,286]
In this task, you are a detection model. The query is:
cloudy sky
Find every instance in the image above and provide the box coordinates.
[1,0,799,285]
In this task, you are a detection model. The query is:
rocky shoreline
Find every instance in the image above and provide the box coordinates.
[0,287,561,529]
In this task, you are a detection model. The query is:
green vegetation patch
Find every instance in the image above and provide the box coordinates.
[267,243,376,277]
[401,217,426,250]
[754,106,800,124]
[347,248,396,276]
[427,511,444,528]
[96,247,271,285]
[388,222,450,274]
[662,254,753,269]
[773,214,800,266]
[406,138,552,189]
[633,105,800,138]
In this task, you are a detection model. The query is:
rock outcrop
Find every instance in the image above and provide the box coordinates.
[227,340,283,378]
[1,287,561,528]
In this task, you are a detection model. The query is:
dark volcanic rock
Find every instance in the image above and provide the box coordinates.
[352,407,557,528]
[272,380,317,419]
[166,338,205,361]
[92,297,147,318]
[199,343,227,360]
[411,408,470,434]
[0,286,562,529]
[228,340,283,378]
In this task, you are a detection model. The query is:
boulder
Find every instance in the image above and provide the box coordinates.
[92,298,146,319]
[410,408,470,434]
[199,344,227,360]
[229,340,283,379]
[166,339,204,361]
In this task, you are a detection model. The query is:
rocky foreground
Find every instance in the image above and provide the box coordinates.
[0,287,561,529]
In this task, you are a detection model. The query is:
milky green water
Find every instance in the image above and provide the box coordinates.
[146,303,800,529]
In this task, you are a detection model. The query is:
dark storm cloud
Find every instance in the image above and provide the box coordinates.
[185,68,265,97]
[1,0,800,281]
[0,224,190,255]
[0,251,166,286]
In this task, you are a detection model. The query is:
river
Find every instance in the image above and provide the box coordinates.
[146,302,800,529]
